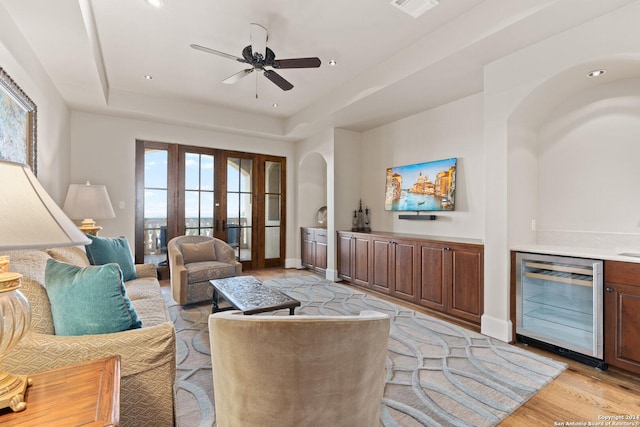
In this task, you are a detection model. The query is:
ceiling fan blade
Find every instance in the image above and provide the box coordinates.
[190,44,246,63]
[273,57,321,69]
[263,69,293,91]
[249,23,268,59]
[223,68,254,84]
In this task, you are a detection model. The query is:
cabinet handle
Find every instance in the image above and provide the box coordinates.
[606,287,614,293]
[443,247,452,251]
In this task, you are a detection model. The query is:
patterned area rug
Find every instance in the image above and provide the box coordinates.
[164,275,566,427]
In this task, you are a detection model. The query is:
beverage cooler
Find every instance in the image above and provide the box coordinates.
[515,252,606,369]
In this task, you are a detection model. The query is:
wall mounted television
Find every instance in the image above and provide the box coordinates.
[384,157,457,212]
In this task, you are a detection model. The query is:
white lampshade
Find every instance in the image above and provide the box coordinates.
[0,160,92,412]
[0,161,91,250]
[63,181,116,221]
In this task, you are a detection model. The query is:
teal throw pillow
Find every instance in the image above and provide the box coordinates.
[85,234,137,281]
[45,259,142,336]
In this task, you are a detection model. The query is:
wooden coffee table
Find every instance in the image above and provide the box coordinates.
[210,276,300,315]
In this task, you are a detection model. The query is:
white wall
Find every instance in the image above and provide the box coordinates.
[537,78,640,234]
[0,3,71,202]
[70,111,297,261]
[361,93,485,239]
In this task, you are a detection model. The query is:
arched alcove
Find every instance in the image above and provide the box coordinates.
[507,55,640,249]
[298,152,328,228]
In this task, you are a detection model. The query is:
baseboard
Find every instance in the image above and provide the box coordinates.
[480,314,513,343]
[285,258,300,269]
[325,268,338,282]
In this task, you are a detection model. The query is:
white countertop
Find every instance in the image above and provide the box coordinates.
[511,244,640,263]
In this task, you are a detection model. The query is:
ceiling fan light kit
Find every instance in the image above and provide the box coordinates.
[191,23,321,94]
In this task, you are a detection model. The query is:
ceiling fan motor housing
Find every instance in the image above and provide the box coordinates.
[242,46,276,69]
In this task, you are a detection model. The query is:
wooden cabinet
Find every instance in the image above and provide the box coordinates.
[300,227,328,274]
[417,241,484,323]
[448,243,484,323]
[337,231,371,287]
[371,235,416,300]
[337,231,484,324]
[604,260,640,374]
[418,242,447,312]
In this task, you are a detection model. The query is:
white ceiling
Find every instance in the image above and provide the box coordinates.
[2,0,638,140]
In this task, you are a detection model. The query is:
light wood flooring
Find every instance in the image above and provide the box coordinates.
[167,267,640,425]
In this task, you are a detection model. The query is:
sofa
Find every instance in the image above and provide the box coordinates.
[168,235,242,305]
[0,246,176,427]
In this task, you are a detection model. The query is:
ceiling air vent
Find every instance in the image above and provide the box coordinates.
[390,0,439,18]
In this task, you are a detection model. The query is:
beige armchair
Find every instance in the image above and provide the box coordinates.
[168,235,242,305]
[209,310,390,427]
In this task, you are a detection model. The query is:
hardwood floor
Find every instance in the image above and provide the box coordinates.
[165,267,640,425]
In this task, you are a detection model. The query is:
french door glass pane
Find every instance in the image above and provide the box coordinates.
[201,155,214,190]
[227,157,252,261]
[264,160,282,260]
[265,161,281,193]
[265,226,280,258]
[185,152,215,236]
[265,195,280,224]
[238,228,252,261]
[185,153,200,190]
[145,150,167,188]
[143,149,168,265]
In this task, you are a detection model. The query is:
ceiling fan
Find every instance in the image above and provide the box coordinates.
[191,23,321,93]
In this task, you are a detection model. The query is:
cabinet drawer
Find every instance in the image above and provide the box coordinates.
[315,230,328,244]
[302,228,314,240]
[605,260,640,286]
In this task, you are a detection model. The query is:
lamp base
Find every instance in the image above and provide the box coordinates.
[0,371,32,412]
[78,218,101,236]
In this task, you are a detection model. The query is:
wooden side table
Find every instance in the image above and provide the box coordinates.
[0,356,121,426]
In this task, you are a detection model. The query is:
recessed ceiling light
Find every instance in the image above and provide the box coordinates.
[146,0,164,7]
[144,75,153,80]
[328,60,338,66]
[587,69,606,78]
[272,103,279,107]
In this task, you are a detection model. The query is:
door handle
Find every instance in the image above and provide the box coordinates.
[222,220,226,231]
[215,220,219,232]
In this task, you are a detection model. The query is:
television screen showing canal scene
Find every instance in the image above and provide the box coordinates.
[384,157,456,211]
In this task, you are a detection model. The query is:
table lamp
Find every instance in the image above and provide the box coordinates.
[62,181,116,236]
[0,160,91,412]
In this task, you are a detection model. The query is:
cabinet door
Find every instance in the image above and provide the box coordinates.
[337,232,353,281]
[371,237,392,294]
[301,228,314,269]
[448,244,483,323]
[604,261,640,374]
[393,239,417,302]
[353,235,371,287]
[418,243,446,311]
[315,229,328,272]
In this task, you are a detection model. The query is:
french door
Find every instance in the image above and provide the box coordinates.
[135,140,286,270]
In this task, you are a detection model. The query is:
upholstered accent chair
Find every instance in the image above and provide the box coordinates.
[168,235,242,305]
[209,310,390,427]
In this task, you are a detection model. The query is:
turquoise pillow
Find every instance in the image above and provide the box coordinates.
[85,235,137,281]
[45,259,142,336]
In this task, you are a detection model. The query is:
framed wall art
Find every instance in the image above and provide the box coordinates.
[0,66,37,175]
